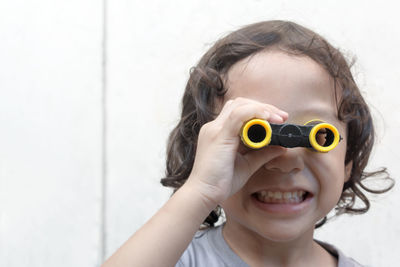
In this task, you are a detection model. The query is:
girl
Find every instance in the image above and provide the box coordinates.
[103,20,393,267]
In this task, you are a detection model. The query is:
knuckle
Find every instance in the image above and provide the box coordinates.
[225,99,234,105]
[229,107,242,119]
[234,97,246,103]
[199,121,221,138]
[199,122,211,134]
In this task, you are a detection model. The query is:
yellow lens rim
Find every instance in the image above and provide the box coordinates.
[308,122,340,153]
[241,119,272,149]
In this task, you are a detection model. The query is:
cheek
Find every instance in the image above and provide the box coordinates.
[220,189,251,220]
[315,155,347,209]
[220,193,242,216]
[306,146,347,205]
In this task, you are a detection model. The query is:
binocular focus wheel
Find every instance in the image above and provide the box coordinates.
[241,119,272,149]
[308,122,340,153]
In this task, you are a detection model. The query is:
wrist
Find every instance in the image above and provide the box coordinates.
[182,176,224,211]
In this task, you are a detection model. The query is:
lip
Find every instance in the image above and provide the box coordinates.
[251,191,314,215]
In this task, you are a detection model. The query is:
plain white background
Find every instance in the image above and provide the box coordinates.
[1,0,399,266]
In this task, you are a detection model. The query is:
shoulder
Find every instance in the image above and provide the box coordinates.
[176,225,249,267]
[316,240,367,267]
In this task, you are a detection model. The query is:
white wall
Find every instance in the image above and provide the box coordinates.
[1,1,399,266]
[0,1,103,266]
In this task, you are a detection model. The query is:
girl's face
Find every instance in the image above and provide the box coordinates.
[221,51,351,243]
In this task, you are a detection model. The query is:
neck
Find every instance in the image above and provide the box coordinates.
[222,221,335,267]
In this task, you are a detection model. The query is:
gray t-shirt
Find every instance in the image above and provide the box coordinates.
[176,225,365,267]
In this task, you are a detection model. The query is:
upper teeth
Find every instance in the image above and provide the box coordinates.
[257,190,306,200]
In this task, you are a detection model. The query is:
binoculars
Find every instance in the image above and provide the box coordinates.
[240,119,342,153]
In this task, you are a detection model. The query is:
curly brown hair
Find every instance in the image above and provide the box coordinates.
[160,20,394,228]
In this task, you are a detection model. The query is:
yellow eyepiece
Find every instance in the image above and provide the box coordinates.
[241,119,272,149]
[308,122,341,153]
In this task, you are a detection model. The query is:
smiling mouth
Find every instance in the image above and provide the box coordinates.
[252,190,312,204]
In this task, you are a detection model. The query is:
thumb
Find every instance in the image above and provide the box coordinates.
[242,146,287,174]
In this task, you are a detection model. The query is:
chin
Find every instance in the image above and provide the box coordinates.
[248,218,316,243]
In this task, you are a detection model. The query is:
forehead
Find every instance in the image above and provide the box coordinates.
[224,51,339,122]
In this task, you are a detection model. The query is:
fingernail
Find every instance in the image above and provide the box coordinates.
[279,111,288,118]
[272,114,283,122]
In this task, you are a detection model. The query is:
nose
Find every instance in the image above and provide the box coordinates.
[263,148,305,173]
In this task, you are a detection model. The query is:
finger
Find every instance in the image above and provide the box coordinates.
[217,97,287,123]
[264,104,289,120]
[216,98,245,122]
[221,103,284,138]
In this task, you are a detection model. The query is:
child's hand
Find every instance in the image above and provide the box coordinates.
[186,97,288,207]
